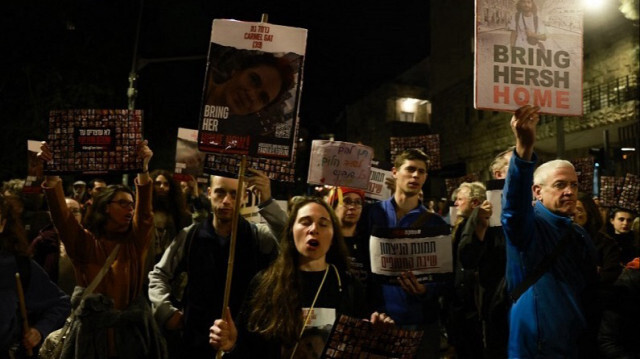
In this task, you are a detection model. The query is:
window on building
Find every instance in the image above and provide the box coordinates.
[393,98,431,125]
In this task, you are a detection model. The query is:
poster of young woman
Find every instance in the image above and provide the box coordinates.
[197,19,307,161]
[475,0,583,115]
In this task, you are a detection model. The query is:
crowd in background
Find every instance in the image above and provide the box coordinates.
[1,106,640,359]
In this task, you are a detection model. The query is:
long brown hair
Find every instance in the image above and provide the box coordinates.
[577,192,604,238]
[246,196,350,346]
[150,169,191,229]
[0,194,29,256]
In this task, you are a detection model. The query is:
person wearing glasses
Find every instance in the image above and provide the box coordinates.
[502,105,598,358]
[38,140,167,358]
[328,187,369,285]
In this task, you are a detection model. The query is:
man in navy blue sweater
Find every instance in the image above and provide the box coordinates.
[360,149,447,359]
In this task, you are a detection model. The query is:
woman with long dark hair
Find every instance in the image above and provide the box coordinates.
[575,193,622,284]
[147,169,191,270]
[38,140,167,358]
[209,196,393,358]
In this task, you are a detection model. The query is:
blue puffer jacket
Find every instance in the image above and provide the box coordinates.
[502,152,597,358]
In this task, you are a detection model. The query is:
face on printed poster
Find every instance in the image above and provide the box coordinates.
[197,19,307,162]
[474,0,583,116]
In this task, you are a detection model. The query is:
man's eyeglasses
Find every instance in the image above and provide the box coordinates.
[341,199,363,208]
[110,200,135,209]
[69,208,82,215]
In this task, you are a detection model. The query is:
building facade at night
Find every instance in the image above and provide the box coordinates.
[343,0,639,197]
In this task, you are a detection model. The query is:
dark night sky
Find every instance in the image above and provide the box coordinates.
[0,0,430,180]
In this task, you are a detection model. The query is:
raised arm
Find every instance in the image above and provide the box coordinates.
[136,139,153,185]
[511,105,539,161]
[245,168,287,251]
[37,142,87,258]
[502,106,539,248]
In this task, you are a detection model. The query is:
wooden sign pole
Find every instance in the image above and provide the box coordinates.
[216,155,247,359]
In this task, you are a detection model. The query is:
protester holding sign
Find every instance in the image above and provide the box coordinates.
[359,149,449,359]
[449,182,510,358]
[38,140,168,358]
[209,197,394,358]
[502,105,598,358]
[148,169,286,358]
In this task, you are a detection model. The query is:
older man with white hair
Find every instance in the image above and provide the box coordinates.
[502,105,598,358]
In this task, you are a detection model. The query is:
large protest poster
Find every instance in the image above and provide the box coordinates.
[307,141,373,190]
[475,0,583,115]
[321,314,423,359]
[389,134,441,170]
[197,19,307,162]
[45,109,143,174]
[370,226,453,283]
[366,167,393,201]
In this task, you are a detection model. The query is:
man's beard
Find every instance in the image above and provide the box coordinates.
[153,195,172,212]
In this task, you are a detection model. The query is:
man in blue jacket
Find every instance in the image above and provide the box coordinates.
[502,105,597,358]
[360,149,447,359]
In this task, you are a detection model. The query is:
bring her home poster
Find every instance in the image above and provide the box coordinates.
[197,19,307,161]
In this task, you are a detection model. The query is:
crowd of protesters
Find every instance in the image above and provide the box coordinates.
[1,105,639,359]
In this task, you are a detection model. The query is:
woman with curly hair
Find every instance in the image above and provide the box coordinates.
[38,140,167,358]
[209,196,394,358]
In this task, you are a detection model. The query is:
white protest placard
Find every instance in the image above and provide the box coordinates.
[486,190,503,227]
[307,141,373,190]
[486,179,505,227]
[370,227,453,282]
[474,0,583,115]
[365,167,393,201]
